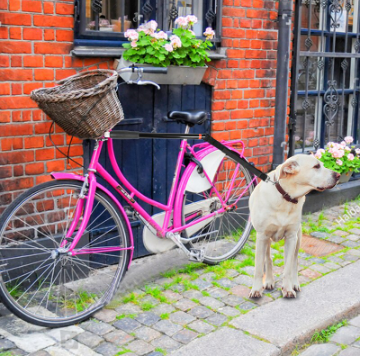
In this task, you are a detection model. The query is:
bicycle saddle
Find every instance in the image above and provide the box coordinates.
[167,110,208,127]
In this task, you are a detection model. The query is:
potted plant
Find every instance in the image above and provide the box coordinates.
[116,16,215,85]
[313,136,360,183]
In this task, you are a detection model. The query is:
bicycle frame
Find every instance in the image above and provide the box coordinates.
[53,135,258,267]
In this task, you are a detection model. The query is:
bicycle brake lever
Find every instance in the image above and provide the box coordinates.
[136,80,161,90]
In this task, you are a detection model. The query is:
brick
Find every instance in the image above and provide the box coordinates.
[223,28,245,38]
[11,55,22,67]
[0,83,10,95]
[0,177,34,192]
[36,148,55,161]
[0,166,11,179]
[44,56,63,68]
[0,111,11,123]
[24,56,44,67]
[223,8,246,17]
[23,28,43,40]
[1,41,32,54]
[0,55,9,67]
[25,163,44,175]
[56,29,74,42]
[34,42,73,54]
[33,15,74,28]
[0,96,37,110]
[34,69,54,80]
[56,3,74,15]
[0,0,8,10]
[44,29,55,41]
[55,69,77,81]
[9,27,21,39]
[43,2,54,14]
[9,0,20,11]
[22,0,42,12]
[25,137,44,149]
[0,150,34,165]
[23,82,44,94]
[0,13,32,26]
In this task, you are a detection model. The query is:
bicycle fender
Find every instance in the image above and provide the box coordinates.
[51,172,135,268]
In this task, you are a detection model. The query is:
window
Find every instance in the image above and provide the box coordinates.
[74,0,221,46]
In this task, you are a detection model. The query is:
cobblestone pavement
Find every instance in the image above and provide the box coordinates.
[0,199,360,356]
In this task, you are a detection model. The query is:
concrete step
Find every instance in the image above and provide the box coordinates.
[173,261,360,356]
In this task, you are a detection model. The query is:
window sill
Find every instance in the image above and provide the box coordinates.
[71,46,227,60]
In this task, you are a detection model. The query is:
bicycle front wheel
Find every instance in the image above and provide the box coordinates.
[181,153,254,264]
[0,180,130,327]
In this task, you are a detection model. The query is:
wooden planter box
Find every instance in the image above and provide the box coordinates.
[116,58,207,85]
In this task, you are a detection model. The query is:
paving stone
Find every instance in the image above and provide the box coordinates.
[237,301,257,311]
[141,295,160,306]
[104,329,134,345]
[126,339,154,355]
[170,284,185,292]
[338,346,360,356]
[172,327,279,356]
[95,342,119,356]
[221,294,244,307]
[133,326,161,342]
[347,234,360,241]
[63,339,101,356]
[148,351,164,356]
[169,311,196,325]
[7,333,56,353]
[226,269,240,277]
[298,275,312,285]
[199,296,225,310]
[234,275,253,287]
[151,335,181,352]
[153,320,183,337]
[323,262,342,270]
[182,290,204,301]
[217,306,241,317]
[75,331,104,348]
[188,305,214,319]
[348,315,360,327]
[347,249,360,257]
[188,320,215,334]
[241,267,255,276]
[214,278,236,288]
[311,257,326,264]
[310,232,329,239]
[299,343,340,356]
[330,325,360,345]
[0,338,16,351]
[230,262,360,354]
[249,295,274,306]
[173,298,198,311]
[199,272,216,281]
[327,236,347,244]
[349,228,360,235]
[333,230,350,237]
[0,315,45,336]
[113,318,141,332]
[207,287,229,299]
[46,325,85,343]
[44,346,73,356]
[341,240,359,248]
[205,313,227,326]
[115,303,143,315]
[81,320,115,336]
[309,264,330,274]
[191,278,212,291]
[151,303,176,316]
[6,348,28,356]
[172,329,198,344]
[353,340,360,348]
[135,312,161,326]
[300,268,322,279]
[163,290,182,301]
[93,309,118,323]
[0,304,10,317]
[343,254,359,261]
[230,285,251,298]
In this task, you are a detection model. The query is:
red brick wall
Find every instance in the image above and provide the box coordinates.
[0,0,285,209]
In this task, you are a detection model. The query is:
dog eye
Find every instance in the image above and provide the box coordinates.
[314,164,321,169]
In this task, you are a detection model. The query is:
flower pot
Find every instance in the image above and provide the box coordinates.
[116,58,207,85]
[338,171,353,184]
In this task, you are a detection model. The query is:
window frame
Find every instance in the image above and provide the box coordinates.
[73,0,222,48]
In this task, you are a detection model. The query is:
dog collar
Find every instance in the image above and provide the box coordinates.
[274,181,298,204]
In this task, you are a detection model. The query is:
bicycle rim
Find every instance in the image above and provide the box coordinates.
[0,180,129,327]
[181,154,254,264]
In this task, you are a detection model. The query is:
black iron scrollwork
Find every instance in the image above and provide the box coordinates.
[329,0,344,29]
[168,0,178,29]
[142,0,153,22]
[323,80,339,126]
[91,0,102,14]
[206,0,216,28]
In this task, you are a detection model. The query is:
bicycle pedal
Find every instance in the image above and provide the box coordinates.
[189,248,205,262]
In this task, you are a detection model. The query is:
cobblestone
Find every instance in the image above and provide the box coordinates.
[81,320,115,336]
[95,342,119,356]
[199,296,225,310]
[150,335,181,352]
[133,326,161,342]
[188,305,214,319]
[153,320,183,337]
[172,329,198,344]
[169,311,196,325]
[126,339,154,355]
[188,320,215,334]
[113,318,141,332]
[104,329,134,345]
[75,331,104,348]
[135,312,161,326]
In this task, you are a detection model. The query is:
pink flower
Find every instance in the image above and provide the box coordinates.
[164,43,173,52]
[146,20,158,33]
[186,15,198,25]
[341,141,346,146]
[130,41,137,48]
[344,136,353,144]
[347,153,355,160]
[174,16,189,28]
[153,31,168,40]
[170,35,182,48]
[203,27,215,39]
[336,159,343,166]
[355,148,360,155]
[332,149,344,159]
[315,149,325,159]
[124,29,139,41]
[189,29,196,36]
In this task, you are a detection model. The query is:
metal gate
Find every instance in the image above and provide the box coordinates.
[288,0,360,156]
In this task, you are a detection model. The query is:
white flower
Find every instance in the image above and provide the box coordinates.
[203,27,215,39]
[130,41,137,48]
[153,31,168,40]
[174,16,189,28]
[164,43,173,52]
[124,29,139,41]
[186,15,198,25]
[146,20,158,33]
[170,35,182,48]
[344,136,353,144]
[355,148,360,154]
[336,159,343,166]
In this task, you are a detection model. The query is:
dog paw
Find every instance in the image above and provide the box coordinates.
[249,287,264,298]
[282,287,296,298]
[293,283,301,292]
[264,280,275,291]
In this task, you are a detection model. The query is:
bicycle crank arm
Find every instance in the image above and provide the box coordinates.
[166,232,205,262]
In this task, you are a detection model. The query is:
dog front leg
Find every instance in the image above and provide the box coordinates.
[264,241,275,290]
[282,233,298,298]
[249,232,269,298]
[291,227,302,292]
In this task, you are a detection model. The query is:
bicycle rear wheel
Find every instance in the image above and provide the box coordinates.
[180,153,254,264]
[0,180,130,327]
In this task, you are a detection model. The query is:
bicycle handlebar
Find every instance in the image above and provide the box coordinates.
[117,66,168,74]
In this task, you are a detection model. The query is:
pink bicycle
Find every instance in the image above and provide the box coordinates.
[0,67,267,327]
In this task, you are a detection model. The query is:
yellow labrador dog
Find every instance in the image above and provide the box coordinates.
[249,154,340,298]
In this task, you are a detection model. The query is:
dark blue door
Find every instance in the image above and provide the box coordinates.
[84,82,212,258]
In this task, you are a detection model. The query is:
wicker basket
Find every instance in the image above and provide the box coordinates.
[30,70,124,139]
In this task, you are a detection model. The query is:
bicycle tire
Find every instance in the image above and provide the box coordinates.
[0,180,131,328]
[180,153,254,265]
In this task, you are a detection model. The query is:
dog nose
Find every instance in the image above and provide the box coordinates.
[334,172,341,180]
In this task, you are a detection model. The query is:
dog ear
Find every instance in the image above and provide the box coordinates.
[280,160,299,178]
